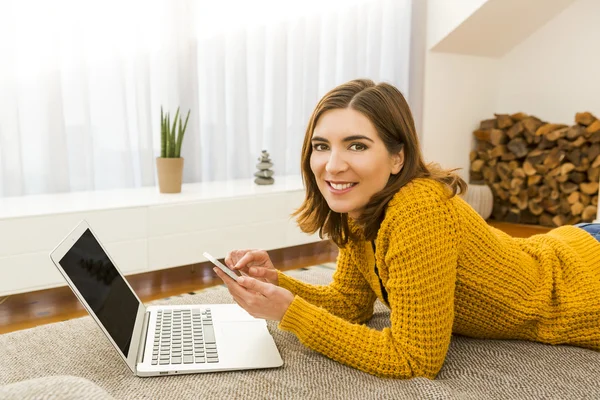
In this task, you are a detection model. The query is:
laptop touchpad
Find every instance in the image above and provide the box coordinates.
[220,321,269,340]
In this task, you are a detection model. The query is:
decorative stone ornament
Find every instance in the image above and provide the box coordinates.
[255,150,274,185]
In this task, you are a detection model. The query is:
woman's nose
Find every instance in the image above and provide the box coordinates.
[325,151,348,174]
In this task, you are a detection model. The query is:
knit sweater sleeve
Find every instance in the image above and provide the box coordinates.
[277,249,377,324]
[279,182,459,379]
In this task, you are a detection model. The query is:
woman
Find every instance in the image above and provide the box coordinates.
[213,79,600,379]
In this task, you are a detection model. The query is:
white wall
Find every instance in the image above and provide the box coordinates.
[497,0,600,124]
[421,52,498,179]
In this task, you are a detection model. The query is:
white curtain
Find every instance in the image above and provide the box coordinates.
[0,0,412,197]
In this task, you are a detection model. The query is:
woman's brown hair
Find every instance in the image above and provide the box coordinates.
[293,79,467,247]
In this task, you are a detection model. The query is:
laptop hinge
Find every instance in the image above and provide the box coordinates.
[137,311,151,364]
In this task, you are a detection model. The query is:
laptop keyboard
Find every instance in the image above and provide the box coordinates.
[151,308,219,365]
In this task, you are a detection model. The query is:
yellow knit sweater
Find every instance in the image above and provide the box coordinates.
[278,178,600,379]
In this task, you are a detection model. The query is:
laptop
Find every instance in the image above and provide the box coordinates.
[49,220,283,377]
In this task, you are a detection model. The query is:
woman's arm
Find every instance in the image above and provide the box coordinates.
[277,249,377,324]
[279,195,459,379]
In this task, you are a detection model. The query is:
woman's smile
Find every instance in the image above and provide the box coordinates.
[327,181,358,194]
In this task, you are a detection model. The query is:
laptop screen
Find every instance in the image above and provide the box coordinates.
[58,228,139,356]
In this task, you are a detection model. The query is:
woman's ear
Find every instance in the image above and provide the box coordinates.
[391,148,405,175]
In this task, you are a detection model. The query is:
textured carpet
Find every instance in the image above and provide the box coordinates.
[1,264,600,400]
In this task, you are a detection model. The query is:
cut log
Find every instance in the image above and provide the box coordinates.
[545,176,559,191]
[547,166,561,178]
[580,193,591,207]
[506,121,524,139]
[476,140,494,152]
[542,198,560,214]
[585,120,600,135]
[582,205,598,222]
[522,117,543,135]
[580,181,599,195]
[507,138,529,158]
[566,149,582,165]
[480,119,497,130]
[527,175,542,186]
[527,149,546,164]
[574,157,590,172]
[552,215,566,227]
[588,167,600,183]
[545,127,569,141]
[537,137,555,150]
[483,166,497,182]
[471,159,485,172]
[571,202,584,216]
[478,151,490,161]
[566,125,585,139]
[522,161,537,176]
[495,114,514,129]
[568,171,587,184]
[567,191,580,205]
[543,148,566,168]
[555,174,569,183]
[510,112,529,121]
[527,185,539,198]
[559,182,579,194]
[589,131,600,143]
[539,213,554,227]
[571,136,587,148]
[538,185,551,200]
[575,112,597,126]
[517,191,528,210]
[588,143,600,162]
[560,163,575,175]
[535,123,567,137]
[560,197,571,214]
[512,168,526,179]
[489,145,507,159]
[501,152,517,161]
[474,129,507,146]
[528,200,544,215]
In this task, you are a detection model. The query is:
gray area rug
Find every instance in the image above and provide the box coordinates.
[1,265,600,400]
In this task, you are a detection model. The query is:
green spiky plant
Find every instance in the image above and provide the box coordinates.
[160,107,191,158]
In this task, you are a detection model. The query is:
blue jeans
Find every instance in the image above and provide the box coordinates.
[574,223,600,242]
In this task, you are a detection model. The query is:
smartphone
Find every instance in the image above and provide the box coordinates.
[203,252,240,282]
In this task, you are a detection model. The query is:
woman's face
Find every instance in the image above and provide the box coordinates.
[310,108,404,219]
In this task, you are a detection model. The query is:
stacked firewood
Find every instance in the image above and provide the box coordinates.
[470,112,600,227]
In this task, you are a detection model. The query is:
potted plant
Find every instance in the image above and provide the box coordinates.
[156,107,191,193]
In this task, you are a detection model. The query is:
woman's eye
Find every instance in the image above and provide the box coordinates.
[312,143,328,151]
[349,143,367,151]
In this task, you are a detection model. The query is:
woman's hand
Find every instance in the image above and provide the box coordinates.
[213,267,293,321]
[225,249,279,285]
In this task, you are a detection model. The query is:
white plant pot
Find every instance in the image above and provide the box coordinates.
[462,184,494,220]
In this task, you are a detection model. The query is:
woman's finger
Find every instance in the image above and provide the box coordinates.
[237,276,276,297]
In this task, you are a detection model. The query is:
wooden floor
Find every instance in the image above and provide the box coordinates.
[0,241,338,334]
[0,220,550,335]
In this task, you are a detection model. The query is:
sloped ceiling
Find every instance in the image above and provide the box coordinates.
[430,0,577,57]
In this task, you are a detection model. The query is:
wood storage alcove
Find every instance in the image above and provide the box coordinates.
[470,112,599,227]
